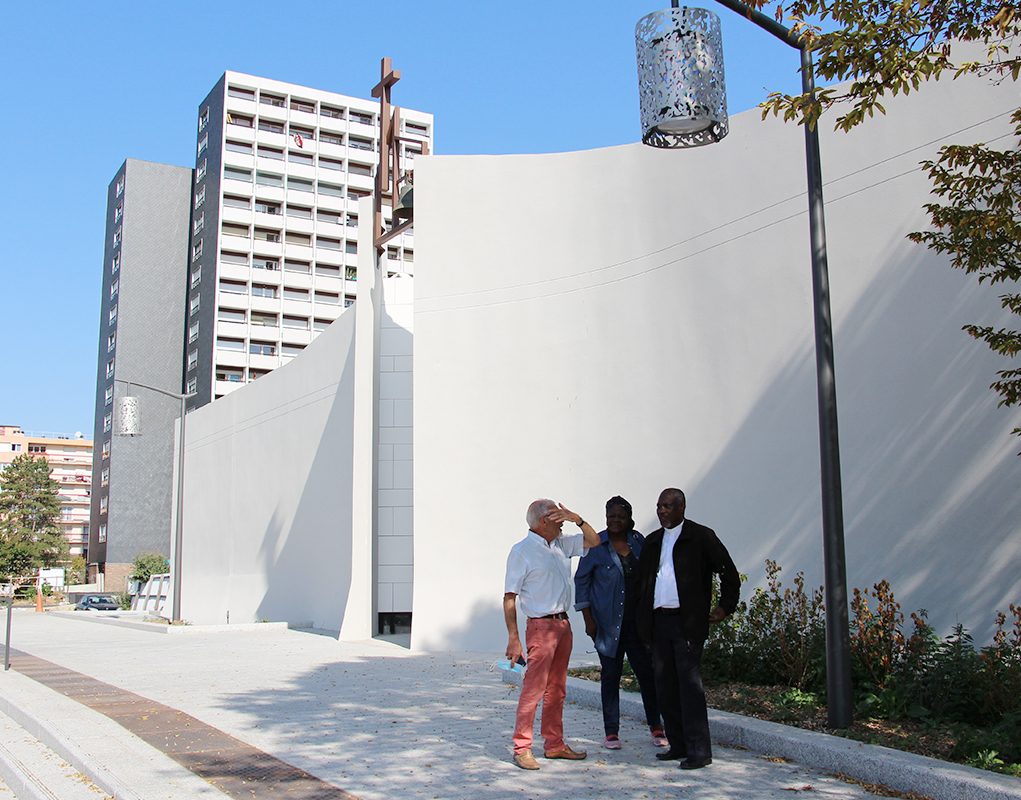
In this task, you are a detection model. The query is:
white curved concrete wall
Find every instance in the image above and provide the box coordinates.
[411,69,1021,651]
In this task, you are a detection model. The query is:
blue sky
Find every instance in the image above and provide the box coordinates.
[1,0,802,437]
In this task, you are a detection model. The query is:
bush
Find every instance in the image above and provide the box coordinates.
[130,552,169,585]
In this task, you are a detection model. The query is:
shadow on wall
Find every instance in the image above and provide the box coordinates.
[254,351,359,630]
[687,239,1021,642]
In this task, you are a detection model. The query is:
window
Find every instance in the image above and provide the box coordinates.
[105,359,114,378]
[114,203,123,221]
[219,279,247,294]
[256,171,283,187]
[251,313,278,327]
[189,321,200,343]
[196,159,207,181]
[249,341,277,356]
[251,284,278,298]
[317,209,342,225]
[101,467,109,486]
[290,125,314,141]
[345,295,355,307]
[315,264,341,278]
[221,224,249,239]
[257,145,283,160]
[112,227,122,247]
[253,257,279,270]
[228,85,255,101]
[404,249,414,262]
[347,213,358,228]
[192,239,203,260]
[224,166,252,182]
[217,368,244,382]
[345,241,358,254]
[103,412,112,433]
[318,182,345,198]
[284,231,311,247]
[187,377,197,394]
[313,318,331,332]
[199,107,209,130]
[315,291,340,305]
[348,188,371,201]
[218,308,245,324]
[321,105,345,119]
[223,194,250,208]
[104,386,114,405]
[112,252,120,273]
[260,92,285,107]
[258,119,284,135]
[288,150,313,166]
[193,212,204,235]
[191,266,201,288]
[286,205,312,220]
[284,260,310,274]
[388,247,399,261]
[349,162,373,177]
[283,287,310,301]
[349,136,374,151]
[283,315,309,330]
[320,157,343,171]
[345,265,357,281]
[216,337,245,351]
[287,177,313,193]
[99,524,107,542]
[225,140,253,155]
[291,98,316,114]
[198,133,208,155]
[316,236,341,250]
[406,121,428,135]
[110,279,119,299]
[187,350,198,370]
[10,443,22,452]
[195,185,205,207]
[115,176,124,196]
[107,331,116,352]
[100,496,108,514]
[255,200,280,214]
[282,343,306,356]
[320,132,343,146]
[227,113,254,128]
[350,111,374,126]
[109,304,118,324]
[29,444,46,454]
[254,228,280,243]
[220,251,249,267]
[190,294,201,314]
[249,369,270,381]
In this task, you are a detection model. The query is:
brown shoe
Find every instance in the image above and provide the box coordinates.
[544,744,587,760]
[513,751,540,770]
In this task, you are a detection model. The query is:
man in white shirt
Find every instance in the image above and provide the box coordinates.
[504,498,600,770]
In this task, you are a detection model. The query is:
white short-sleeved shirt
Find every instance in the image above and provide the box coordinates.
[505,531,586,619]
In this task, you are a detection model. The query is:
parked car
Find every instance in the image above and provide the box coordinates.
[75,595,120,611]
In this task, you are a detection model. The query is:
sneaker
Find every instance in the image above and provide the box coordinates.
[651,729,669,748]
[603,734,622,750]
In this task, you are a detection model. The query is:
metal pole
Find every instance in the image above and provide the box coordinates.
[5,594,13,670]
[172,395,186,622]
[708,0,854,726]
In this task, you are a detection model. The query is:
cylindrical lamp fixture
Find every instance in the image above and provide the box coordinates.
[636,7,728,148]
[114,396,141,436]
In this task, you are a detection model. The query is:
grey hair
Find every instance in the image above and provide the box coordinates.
[526,498,557,530]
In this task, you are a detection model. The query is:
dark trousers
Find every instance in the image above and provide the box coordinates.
[598,618,661,736]
[652,610,711,758]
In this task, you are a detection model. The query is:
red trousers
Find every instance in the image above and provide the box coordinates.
[513,617,573,754]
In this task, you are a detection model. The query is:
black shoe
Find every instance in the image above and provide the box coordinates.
[655,749,688,761]
[680,756,712,770]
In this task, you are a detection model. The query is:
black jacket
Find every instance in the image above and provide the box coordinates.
[636,519,740,645]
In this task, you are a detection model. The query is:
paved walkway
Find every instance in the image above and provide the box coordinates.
[0,609,1004,800]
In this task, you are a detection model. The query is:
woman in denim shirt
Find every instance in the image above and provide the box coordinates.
[575,496,666,749]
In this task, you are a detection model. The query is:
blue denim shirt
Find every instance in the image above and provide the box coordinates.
[573,529,645,657]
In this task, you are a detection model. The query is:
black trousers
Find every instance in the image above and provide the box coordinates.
[651,610,711,758]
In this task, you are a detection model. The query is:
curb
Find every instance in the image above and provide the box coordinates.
[44,611,311,634]
[501,669,1021,800]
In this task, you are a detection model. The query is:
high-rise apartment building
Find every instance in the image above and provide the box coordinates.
[89,72,432,589]
[185,72,431,410]
[0,425,93,562]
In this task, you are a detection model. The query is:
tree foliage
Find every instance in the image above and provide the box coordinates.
[130,551,170,585]
[0,454,67,578]
[746,0,1021,445]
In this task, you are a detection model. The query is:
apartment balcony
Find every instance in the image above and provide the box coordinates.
[221,205,252,225]
[218,262,249,282]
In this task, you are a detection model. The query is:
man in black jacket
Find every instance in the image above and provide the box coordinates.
[636,488,740,770]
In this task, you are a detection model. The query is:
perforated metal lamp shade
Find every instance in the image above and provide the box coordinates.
[636,7,729,148]
[114,396,141,436]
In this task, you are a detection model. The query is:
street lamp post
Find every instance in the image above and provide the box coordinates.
[635,2,853,726]
[113,380,195,623]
